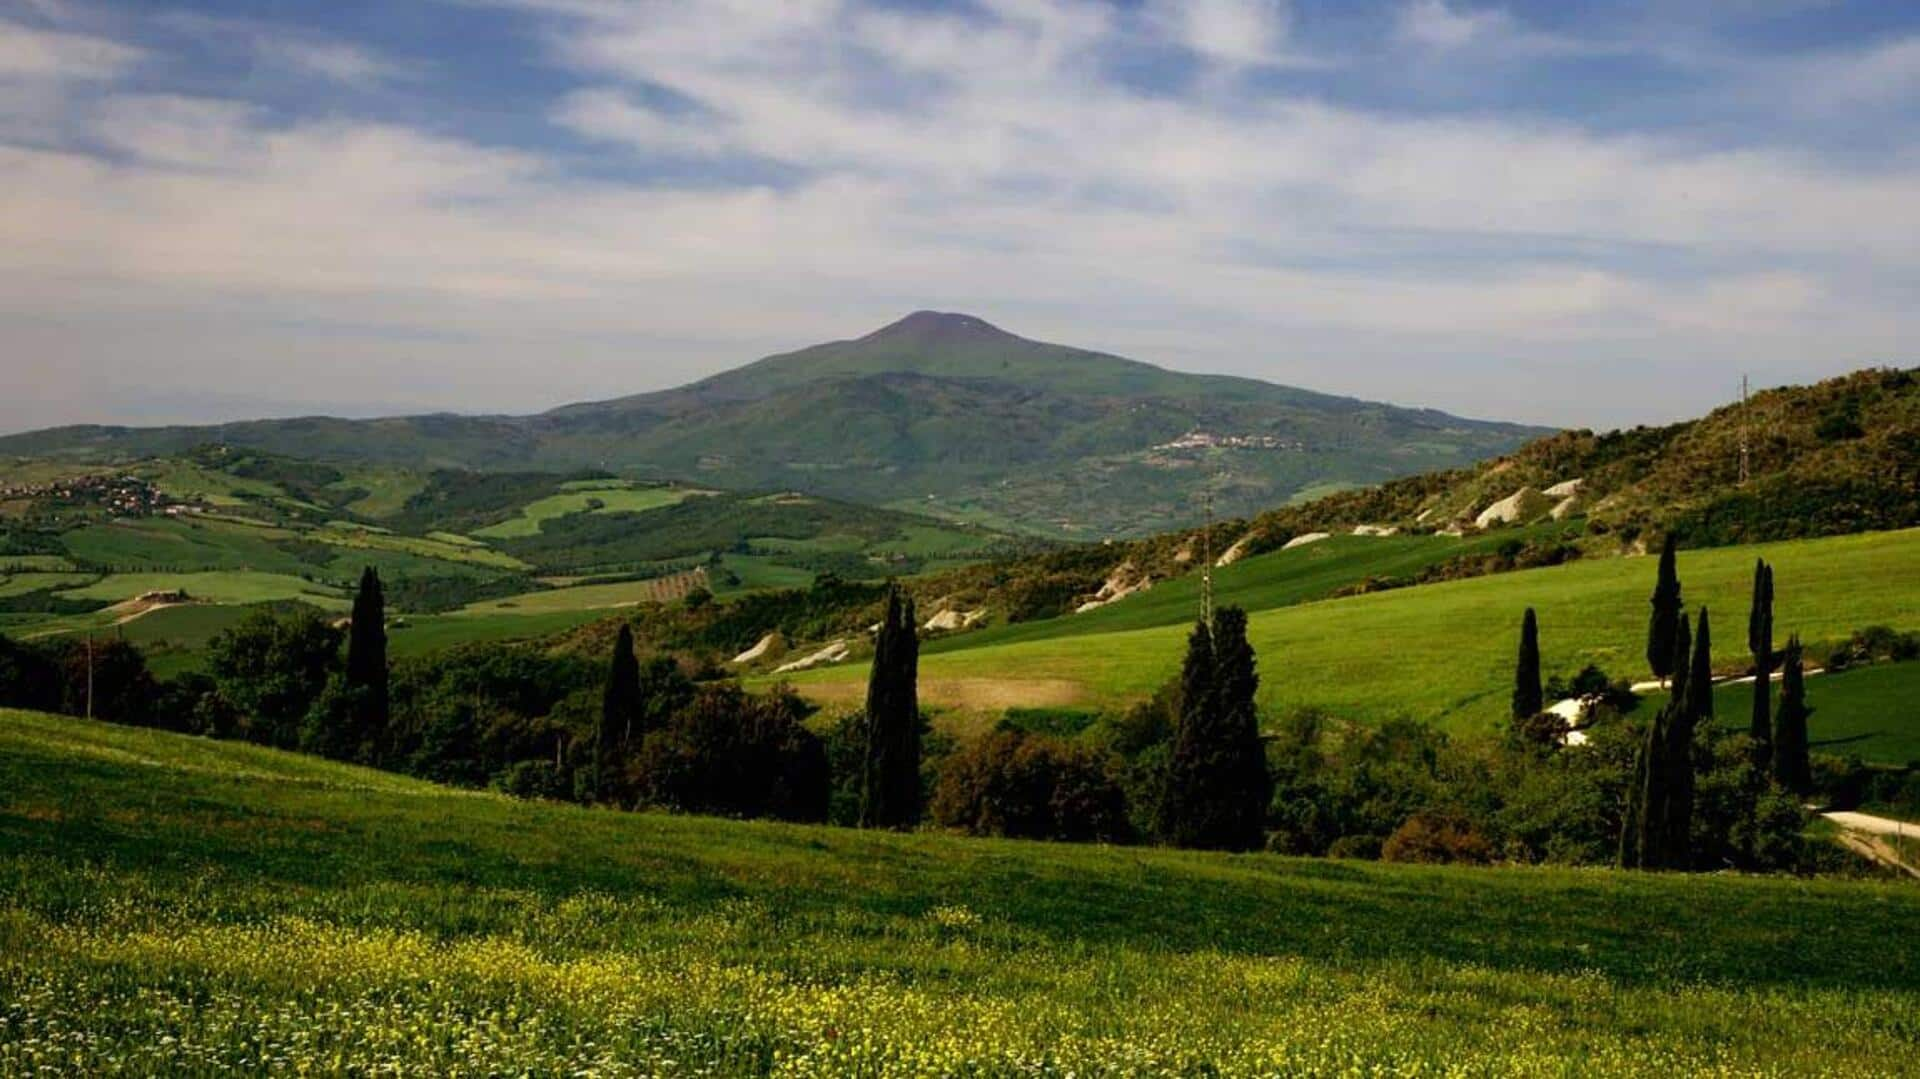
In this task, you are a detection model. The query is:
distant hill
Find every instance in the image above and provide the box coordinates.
[0,312,1548,537]
[1217,366,1920,555]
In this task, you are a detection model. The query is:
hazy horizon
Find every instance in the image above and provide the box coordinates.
[4,0,1917,435]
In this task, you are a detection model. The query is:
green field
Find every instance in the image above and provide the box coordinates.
[929,526,1572,655]
[58,571,345,608]
[0,555,76,573]
[784,528,1920,728]
[1637,661,1920,767]
[313,521,529,571]
[387,609,614,657]
[471,485,695,539]
[0,572,95,599]
[2,710,1916,1074]
[61,517,308,574]
[456,575,699,615]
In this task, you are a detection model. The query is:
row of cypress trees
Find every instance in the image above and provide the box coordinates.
[1513,537,1818,872]
[1624,540,1812,869]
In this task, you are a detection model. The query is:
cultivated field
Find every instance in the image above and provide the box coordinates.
[785,528,1920,731]
[2,710,1917,1075]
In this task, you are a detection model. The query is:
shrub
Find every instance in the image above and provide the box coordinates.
[1326,834,1383,860]
[930,730,1132,843]
[630,686,829,823]
[1382,811,1494,865]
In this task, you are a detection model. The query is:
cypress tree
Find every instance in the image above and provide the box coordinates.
[1512,607,1543,720]
[599,623,640,800]
[1625,612,1691,870]
[1162,608,1270,851]
[344,566,388,758]
[1685,607,1714,724]
[1772,637,1813,795]
[1209,607,1272,852]
[1646,533,1682,685]
[1747,560,1775,767]
[1159,618,1216,845]
[1660,608,1712,868]
[859,586,921,829]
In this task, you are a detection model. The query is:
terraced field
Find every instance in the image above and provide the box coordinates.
[3,710,1917,1074]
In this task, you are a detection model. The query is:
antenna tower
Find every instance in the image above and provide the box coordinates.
[1200,486,1215,627]
[1738,375,1752,486]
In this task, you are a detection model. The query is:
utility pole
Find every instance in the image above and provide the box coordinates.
[1738,375,1752,486]
[1200,485,1216,628]
[85,634,94,721]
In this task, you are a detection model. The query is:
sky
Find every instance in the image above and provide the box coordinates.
[1,0,1917,435]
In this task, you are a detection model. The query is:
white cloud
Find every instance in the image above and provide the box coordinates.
[0,18,140,79]
[0,0,1916,433]
[1401,0,1513,49]
[1151,0,1293,66]
[259,38,402,87]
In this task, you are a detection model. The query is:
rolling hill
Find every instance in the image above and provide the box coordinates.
[0,312,1549,537]
[771,527,1920,742]
[4,709,1917,1073]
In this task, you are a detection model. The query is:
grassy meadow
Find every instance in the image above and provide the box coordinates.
[3,709,1918,1075]
[783,528,1920,730]
[1637,660,1920,767]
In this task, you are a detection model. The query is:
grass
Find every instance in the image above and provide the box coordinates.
[784,528,1920,729]
[715,553,819,593]
[0,555,77,572]
[1643,661,1920,767]
[58,571,345,608]
[0,572,95,599]
[325,466,427,519]
[60,517,308,574]
[455,574,701,615]
[312,521,529,571]
[930,525,1572,655]
[471,485,694,540]
[108,605,262,678]
[387,610,616,657]
[2,710,1918,1074]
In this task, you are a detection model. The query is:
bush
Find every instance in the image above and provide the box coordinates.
[493,760,572,801]
[930,730,1132,843]
[1381,811,1494,865]
[630,686,829,822]
[1326,834,1383,860]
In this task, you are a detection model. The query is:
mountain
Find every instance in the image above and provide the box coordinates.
[0,312,1549,537]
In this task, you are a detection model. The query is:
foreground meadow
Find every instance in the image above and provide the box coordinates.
[2,709,1918,1075]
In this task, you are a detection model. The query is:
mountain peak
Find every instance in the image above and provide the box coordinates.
[861,310,1015,346]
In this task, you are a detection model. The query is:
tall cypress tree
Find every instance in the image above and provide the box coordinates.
[1159,618,1216,845]
[1772,637,1813,795]
[1646,533,1682,684]
[859,586,921,829]
[1512,607,1543,720]
[1747,559,1775,767]
[344,566,388,758]
[599,623,640,801]
[1162,608,1270,851]
[1625,612,1691,870]
[1209,607,1272,851]
[1660,608,1712,868]
[1685,607,1714,724]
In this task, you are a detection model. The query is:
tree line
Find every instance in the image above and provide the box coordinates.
[1,547,1910,867]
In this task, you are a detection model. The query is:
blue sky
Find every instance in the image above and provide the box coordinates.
[1,0,1916,433]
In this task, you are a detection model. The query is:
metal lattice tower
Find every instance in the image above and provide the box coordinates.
[1200,486,1215,627]
[1738,375,1752,486]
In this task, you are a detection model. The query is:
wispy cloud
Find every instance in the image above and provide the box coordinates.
[0,0,1915,433]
